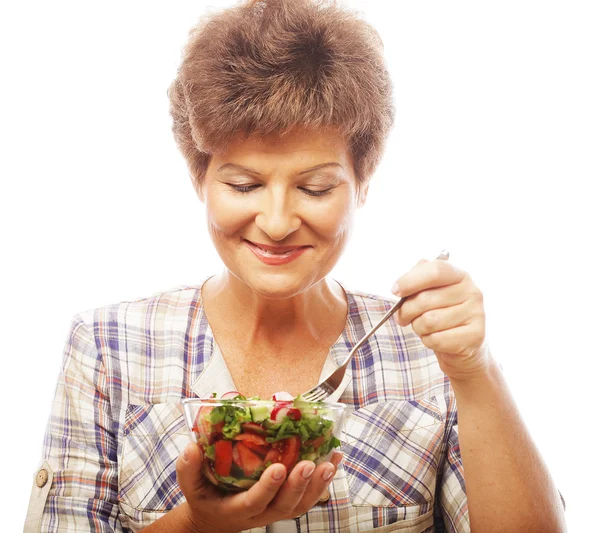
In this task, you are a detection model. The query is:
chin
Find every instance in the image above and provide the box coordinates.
[242,270,317,299]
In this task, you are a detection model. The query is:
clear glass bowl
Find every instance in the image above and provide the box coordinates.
[181,398,346,491]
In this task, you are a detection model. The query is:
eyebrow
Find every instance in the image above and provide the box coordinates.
[217,162,343,175]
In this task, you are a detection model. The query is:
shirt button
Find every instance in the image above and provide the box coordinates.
[318,489,330,503]
[36,468,49,488]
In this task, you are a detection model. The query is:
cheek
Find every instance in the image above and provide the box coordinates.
[205,193,254,236]
[308,196,355,239]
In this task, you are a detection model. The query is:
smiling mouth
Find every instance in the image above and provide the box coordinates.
[245,240,309,256]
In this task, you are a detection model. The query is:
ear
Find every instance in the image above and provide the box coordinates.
[356,181,370,208]
[194,178,206,203]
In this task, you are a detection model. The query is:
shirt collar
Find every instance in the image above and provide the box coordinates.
[190,277,355,403]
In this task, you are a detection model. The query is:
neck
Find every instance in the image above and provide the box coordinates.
[201,270,347,349]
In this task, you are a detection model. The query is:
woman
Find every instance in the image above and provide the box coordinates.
[25,0,566,532]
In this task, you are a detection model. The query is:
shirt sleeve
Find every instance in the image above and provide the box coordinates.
[434,389,470,533]
[24,314,124,533]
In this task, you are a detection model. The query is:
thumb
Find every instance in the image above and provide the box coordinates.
[176,442,208,498]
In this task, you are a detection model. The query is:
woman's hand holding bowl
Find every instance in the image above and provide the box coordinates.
[176,443,342,533]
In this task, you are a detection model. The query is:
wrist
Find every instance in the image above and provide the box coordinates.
[180,502,203,533]
[447,355,502,393]
[439,342,495,383]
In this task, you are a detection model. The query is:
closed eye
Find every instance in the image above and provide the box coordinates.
[228,184,260,193]
[300,187,333,197]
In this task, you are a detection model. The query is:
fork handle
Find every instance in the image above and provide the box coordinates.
[347,250,450,359]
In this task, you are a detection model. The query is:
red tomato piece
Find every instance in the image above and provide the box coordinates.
[307,436,325,449]
[264,446,280,465]
[243,442,270,457]
[233,433,268,446]
[208,421,225,445]
[214,440,233,477]
[279,436,301,472]
[241,422,267,436]
[264,436,301,474]
[235,443,264,477]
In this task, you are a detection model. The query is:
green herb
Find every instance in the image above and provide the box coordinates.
[205,444,216,460]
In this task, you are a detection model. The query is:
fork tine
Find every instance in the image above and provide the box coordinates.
[301,389,318,402]
[303,388,328,402]
[310,391,326,402]
[301,391,318,402]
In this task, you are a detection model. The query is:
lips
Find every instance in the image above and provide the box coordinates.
[244,240,310,265]
[245,240,309,255]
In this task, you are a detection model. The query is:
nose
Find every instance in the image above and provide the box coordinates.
[254,187,301,241]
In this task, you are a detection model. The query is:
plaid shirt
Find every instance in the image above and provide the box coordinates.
[24,280,469,533]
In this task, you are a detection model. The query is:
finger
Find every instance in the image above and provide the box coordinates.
[412,258,429,268]
[261,461,316,519]
[176,443,209,499]
[395,281,470,327]
[232,463,287,520]
[410,300,474,337]
[290,459,339,517]
[330,451,344,469]
[421,321,486,358]
[392,260,464,298]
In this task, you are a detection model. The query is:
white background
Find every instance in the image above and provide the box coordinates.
[1,1,598,531]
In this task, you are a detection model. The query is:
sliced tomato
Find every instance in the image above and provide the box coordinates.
[233,433,268,446]
[235,443,264,477]
[307,436,325,450]
[280,436,301,472]
[264,436,301,474]
[208,421,225,444]
[264,446,281,465]
[214,440,233,477]
[243,442,270,457]
[241,422,267,436]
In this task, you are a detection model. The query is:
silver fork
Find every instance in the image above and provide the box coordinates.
[300,250,450,402]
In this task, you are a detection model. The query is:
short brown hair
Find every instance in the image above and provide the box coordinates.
[168,0,395,192]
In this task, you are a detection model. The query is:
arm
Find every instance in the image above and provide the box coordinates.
[450,355,566,533]
[393,258,567,533]
[24,314,122,533]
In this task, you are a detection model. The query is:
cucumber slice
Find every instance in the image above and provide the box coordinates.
[250,405,271,423]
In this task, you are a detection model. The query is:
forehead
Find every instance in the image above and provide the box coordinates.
[212,128,352,169]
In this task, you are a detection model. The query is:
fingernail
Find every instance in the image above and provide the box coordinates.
[302,464,315,479]
[391,282,401,295]
[323,467,334,481]
[183,445,189,461]
[272,465,285,480]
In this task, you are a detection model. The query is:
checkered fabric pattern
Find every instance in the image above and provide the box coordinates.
[24,280,469,532]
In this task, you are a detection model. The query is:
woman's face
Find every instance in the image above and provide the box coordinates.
[201,128,366,299]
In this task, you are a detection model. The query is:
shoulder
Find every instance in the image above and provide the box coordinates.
[74,283,203,329]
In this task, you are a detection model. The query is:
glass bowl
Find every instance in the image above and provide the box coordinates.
[181,396,346,491]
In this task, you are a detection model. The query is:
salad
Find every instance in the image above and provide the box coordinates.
[188,391,343,491]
